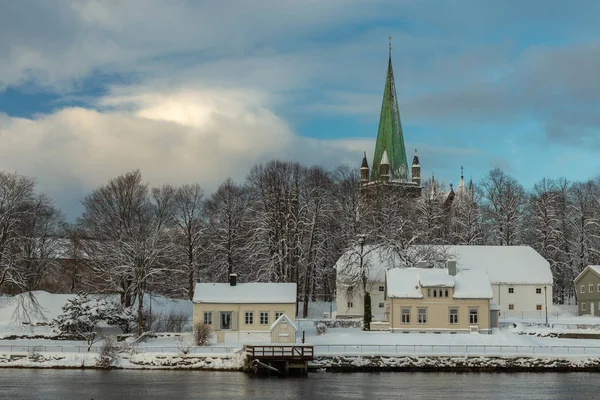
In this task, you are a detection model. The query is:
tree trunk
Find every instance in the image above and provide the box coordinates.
[137,291,144,337]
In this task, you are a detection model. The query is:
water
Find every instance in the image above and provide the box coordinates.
[0,369,598,400]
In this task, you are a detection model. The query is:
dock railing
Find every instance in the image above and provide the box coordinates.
[246,345,314,360]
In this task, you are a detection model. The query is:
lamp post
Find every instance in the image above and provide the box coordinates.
[544,286,548,326]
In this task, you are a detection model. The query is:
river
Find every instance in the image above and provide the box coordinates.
[1,369,597,399]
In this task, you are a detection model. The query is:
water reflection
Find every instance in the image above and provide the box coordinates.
[0,369,596,400]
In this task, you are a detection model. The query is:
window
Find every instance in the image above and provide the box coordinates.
[508,304,514,310]
[536,288,542,294]
[536,305,542,311]
[244,312,254,325]
[445,289,449,297]
[417,308,427,324]
[449,308,458,324]
[439,289,443,297]
[581,285,585,294]
[378,302,385,308]
[582,303,586,311]
[401,308,411,324]
[203,312,212,325]
[220,312,232,330]
[590,284,594,293]
[259,312,269,325]
[379,286,385,292]
[597,284,600,292]
[469,308,478,324]
[433,289,437,298]
[275,312,284,320]
[347,302,353,308]
[427,288,431,297]
[508,288,514,294]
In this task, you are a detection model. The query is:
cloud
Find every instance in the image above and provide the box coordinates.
[0,86,371,218]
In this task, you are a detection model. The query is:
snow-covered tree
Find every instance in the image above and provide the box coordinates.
[78,171,179,336]
[53,293,135,350]
[480,168,526,245]
[205,179,250,282]
[173,183,207,299]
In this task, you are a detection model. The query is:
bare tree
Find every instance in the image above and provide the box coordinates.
[173,184,206,299]
[205,179,249,282]
[0,172,37,289]
[480,168,526,245]
[78,171,178,336]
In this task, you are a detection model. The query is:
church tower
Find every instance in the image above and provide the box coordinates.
[359,37,421,199]
[371,37,409,182]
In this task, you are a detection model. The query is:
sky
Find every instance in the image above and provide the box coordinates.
[1,0,600,218]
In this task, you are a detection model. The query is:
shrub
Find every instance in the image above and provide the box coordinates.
[194,322,212,346]
[96,336,120,369]
[312,319,362,328]
[28,346,44,362]
[316,323,327,336]
[155,311,188,333]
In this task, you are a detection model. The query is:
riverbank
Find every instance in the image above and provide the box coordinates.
[309,355,600,372]
[2,351,600,372]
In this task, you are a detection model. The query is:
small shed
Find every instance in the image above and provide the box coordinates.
[270,314,297,343]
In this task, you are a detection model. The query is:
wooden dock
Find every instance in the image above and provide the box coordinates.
[245,345,314,376]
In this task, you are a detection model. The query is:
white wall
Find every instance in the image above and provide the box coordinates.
[224,331,271,343]
[492,283,553,318]
[336,281,386,320]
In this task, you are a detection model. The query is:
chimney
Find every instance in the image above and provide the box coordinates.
[447,260,457,276]
[229,273,237,286]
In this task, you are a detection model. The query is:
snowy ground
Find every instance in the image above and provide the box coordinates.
[1,292,600,369]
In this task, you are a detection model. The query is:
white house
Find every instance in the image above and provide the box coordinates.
[334,245,401,319]
[192,274,297,343]
[334,245,553,320]
[412,245,553,318]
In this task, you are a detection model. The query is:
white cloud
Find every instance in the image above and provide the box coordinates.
[0,87,366,216]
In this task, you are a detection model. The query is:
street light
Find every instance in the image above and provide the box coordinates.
[544,286,548,327]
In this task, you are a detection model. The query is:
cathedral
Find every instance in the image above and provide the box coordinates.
[359,40,474,204]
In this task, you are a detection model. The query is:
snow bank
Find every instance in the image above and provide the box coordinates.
[310,355,600,371]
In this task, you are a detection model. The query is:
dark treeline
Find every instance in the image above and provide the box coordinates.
[0,162,597,317]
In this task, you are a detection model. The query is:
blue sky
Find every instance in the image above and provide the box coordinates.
[1,0,600,217]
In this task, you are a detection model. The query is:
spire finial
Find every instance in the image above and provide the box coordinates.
[388,35,392,55]
[461,165,464,178]
[414,148,417,155]
[364,151,366,157]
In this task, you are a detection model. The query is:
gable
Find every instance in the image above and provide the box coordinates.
[574,266,600,284]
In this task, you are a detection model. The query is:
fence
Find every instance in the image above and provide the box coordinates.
[312,344,600,357]
[0,345,240,355]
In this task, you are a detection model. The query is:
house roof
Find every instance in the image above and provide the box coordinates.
[192,282,297,304]
[440,246,552,285]
[270,313,298,331]
[574,265,600,284]
[335,245,552,286]
[386,268,493,299]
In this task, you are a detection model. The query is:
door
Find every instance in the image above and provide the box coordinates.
[220,312,232,330]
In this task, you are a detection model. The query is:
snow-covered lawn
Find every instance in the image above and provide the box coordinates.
[1,291,600,367]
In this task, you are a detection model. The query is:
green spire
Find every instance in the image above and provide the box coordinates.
[371,44,408,182]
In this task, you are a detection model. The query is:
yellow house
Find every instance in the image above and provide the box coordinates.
[385,263,494,334]
[192,274,297,343]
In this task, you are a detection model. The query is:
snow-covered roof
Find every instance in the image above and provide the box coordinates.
[335,245,552,286]
[386,268,492,299]
[411,245,553,285]
[334,245,402,282]
[192,282,296,304]
[269,313,298,331]
[574,265,600,284]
